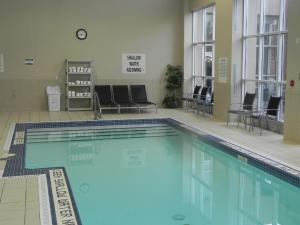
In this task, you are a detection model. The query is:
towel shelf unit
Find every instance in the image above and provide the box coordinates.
[66,60,93,111]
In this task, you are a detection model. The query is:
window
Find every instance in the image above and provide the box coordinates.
[192,6,215,94]
[243,0,287,121]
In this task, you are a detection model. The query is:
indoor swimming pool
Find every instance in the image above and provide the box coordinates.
[22,119,300,225]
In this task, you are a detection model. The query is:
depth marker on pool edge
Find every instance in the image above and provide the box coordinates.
[49,169,79,225]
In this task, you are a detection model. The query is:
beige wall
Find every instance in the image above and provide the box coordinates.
[0,0,183,111]
[283,0,300,144]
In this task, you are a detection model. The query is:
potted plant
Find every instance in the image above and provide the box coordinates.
[162,64,183,108]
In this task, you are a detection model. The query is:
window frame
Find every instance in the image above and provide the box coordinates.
[192,6,216,94]
[242,0,287,121]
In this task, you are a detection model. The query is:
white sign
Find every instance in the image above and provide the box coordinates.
[122,53,146,74]
[218,57,228,83]
[0,54,4,72]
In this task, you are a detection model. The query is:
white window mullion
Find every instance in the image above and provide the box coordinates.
[201,45,206,87]
[192,6,215,91]
[192,12,196,44]
[212,44,215,92]
[192,13,195,89]
[201,9,206,87]
[258,0,265,110]
[193,45,196,88]
[280,0,286,32]
[241,0,248,100]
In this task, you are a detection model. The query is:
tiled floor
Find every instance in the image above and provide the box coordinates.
[0,109,299,225]
[0,176,40,225]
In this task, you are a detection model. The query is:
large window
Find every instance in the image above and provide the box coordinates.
[243,0,287,120]
[192,6,215,94]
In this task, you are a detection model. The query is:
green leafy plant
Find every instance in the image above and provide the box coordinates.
[162,64,183,108]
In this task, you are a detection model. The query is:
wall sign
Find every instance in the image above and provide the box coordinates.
[24,58,34,65]
[122,53,146,74]
[218,57,228,83]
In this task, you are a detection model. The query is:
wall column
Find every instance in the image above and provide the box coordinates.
[213,0,233,121]
[283,0,300,144]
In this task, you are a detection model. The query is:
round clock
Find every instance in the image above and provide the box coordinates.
[76,28,87,40]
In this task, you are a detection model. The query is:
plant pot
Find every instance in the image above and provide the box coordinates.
[163,96,179,108]
[166,101,178,108]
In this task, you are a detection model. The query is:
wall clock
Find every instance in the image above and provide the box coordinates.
[76,29,87,40]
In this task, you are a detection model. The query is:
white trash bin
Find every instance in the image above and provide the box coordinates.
[47,86,61,111]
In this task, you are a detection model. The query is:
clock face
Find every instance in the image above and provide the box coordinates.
[76,29,87,40]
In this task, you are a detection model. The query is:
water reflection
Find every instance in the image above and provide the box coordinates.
[123,148,146,168]
[182,137,300,225]
[68,141,98,166]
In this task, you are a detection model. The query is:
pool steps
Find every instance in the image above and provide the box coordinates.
[26,125,178,143]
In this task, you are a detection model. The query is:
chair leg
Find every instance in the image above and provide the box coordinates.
[98,109,102,120]
[227,113,230,126]
[237,114,240,128]
[248,117,251,132]
[249,116,254,132]
[260,117,263,136]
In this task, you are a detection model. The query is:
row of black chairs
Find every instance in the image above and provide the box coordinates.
[185,85,281,135]
[182,85,214,115]
[227,92,282,135]
[94,85,157,119]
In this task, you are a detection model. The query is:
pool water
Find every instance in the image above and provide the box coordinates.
[25,123,300,225]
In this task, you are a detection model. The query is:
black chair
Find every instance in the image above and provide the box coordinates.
[182,85,201,110]
[249,96,281,135]
[94,85,119,119]
[130,85,157,113]
[208,92,214,114]
[112,85,139,113]
[196,87,209,114]
[227,92,256,128]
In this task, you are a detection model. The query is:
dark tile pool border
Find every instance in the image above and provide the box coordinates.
[3,118,300,225]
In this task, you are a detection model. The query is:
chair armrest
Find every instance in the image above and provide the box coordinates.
[229,102,244,106]
[248,108,280,118]
[183,93,198,98]
[197,94,208,102]
[228,103,256,110]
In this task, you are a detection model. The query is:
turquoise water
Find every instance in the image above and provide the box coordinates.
[25,123,300,225]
